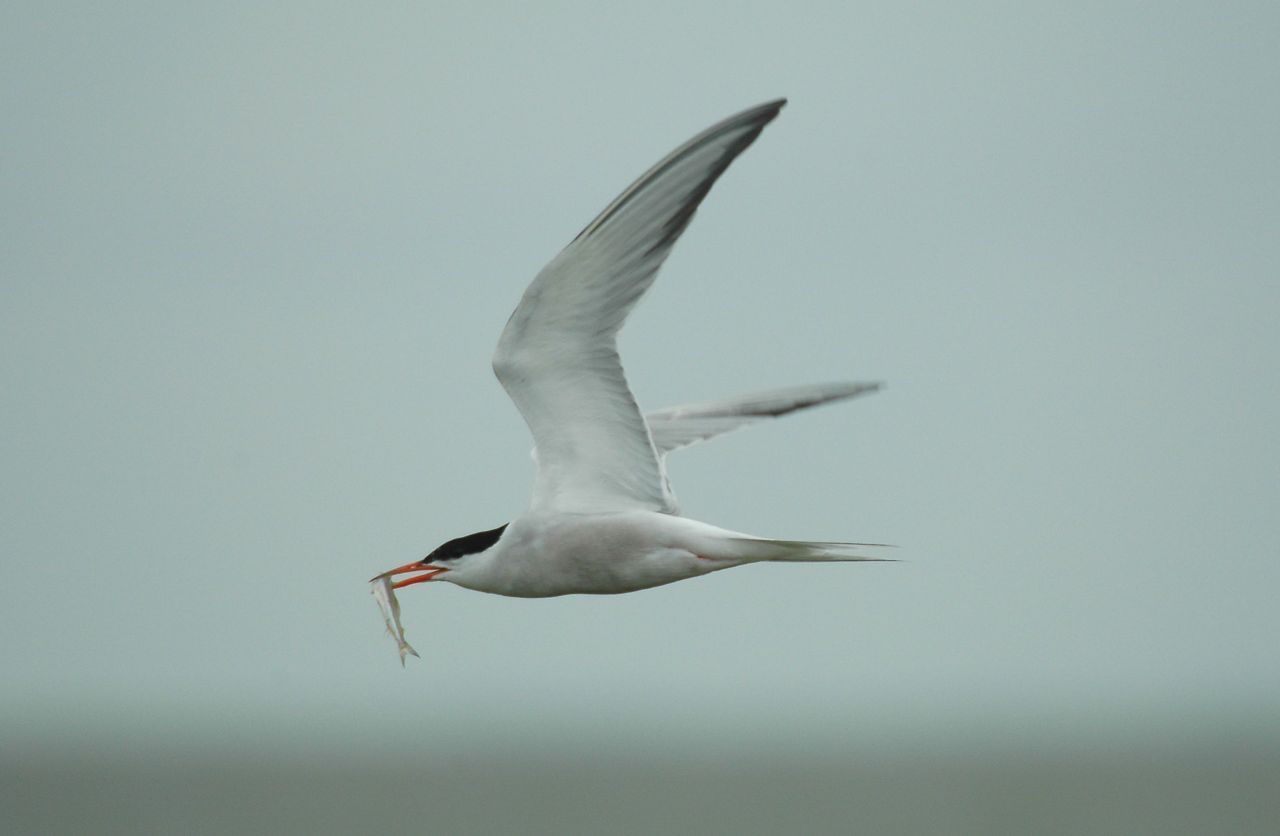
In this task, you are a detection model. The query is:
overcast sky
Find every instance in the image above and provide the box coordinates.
[3,3,1277,756]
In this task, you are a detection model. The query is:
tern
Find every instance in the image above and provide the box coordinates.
[374,98,889,601]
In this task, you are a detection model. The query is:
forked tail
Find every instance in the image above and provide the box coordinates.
[730,537,896,563]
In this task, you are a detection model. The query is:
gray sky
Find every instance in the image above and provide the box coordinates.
[3,3,1277,755]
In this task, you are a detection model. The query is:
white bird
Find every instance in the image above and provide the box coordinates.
[374,98,889,604]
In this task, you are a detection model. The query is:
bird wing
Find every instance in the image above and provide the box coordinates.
[493,99,785,513]
[645,381,882,456]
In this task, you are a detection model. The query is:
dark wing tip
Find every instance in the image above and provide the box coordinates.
[642,100,787,256]
[575,98,789,247]
[748,97,788,119]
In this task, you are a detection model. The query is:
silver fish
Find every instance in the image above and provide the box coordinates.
[371,574,419,666]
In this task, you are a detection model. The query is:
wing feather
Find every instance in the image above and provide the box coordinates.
[646,381,882,456]
[493,100,785,512]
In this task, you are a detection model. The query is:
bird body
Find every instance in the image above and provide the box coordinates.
[373,98,889,609]
[444,512,721,598]
[440,512,878,598]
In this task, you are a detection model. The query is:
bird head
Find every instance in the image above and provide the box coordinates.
[373,524,508,590]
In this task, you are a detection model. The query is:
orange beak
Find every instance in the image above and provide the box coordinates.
[372,560,450,590]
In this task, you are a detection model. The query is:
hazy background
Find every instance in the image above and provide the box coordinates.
[3,2,1278,832]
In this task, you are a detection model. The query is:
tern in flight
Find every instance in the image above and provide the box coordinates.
[374,98,889,605]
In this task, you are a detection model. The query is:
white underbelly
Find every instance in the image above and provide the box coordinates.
[463,512,733,597]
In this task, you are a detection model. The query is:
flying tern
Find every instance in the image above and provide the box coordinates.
[373,98,888,609]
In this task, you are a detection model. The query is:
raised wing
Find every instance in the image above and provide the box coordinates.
[645,381,882,456]
[493,100,785,513]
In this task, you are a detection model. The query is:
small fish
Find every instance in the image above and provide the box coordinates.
[371,574,419,666]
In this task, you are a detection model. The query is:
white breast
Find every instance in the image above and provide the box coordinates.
[452,512,738,597]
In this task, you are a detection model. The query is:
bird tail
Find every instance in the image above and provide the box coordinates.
[727,537,896,563]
